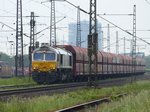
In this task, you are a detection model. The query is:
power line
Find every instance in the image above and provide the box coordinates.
[0,9,15,15]
[40,0,77,21]
[7,0,16,5]
[103,37,124,50]
[97,13,133,16]
[0,15,64,18]
[145,0,150,5]
[0,30,14,32]
[0,22,15,31]
[64,0,89,14]
[34,16,66,36]
[0,21,30,38]
[19,17,66,38]
[97,15,150,45]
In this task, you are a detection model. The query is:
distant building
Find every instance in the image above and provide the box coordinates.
[68,20,102,50]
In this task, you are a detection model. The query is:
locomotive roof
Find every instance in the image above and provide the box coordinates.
[55,47,72,56]
[33,45,72,56]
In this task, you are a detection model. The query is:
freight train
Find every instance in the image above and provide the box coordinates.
[31,44,145,84]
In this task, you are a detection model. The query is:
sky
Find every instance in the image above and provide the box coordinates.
[0,0,150,56]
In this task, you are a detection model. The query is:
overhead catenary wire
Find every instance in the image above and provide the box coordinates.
[0,16,65,38]
[0,22,16,31]
[40,0,78,22]
[34,16,66,36]
[7,0,16,5]
[97,13,133,16]
[30,0,77,23]
[64,0,89,14]
[145,0,150,5]
[41,1,150,49]
[0,9,15,15]
[0,21,30,38]
[102,37,124,50]
[97,15,150,45]
[1,1,150,49]
[41,1,150,47]
[0,0,31,16]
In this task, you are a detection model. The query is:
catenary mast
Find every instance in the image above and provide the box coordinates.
[16,0,24,76]
[88,0,98,81]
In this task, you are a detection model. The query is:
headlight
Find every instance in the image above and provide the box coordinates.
[33,67,38,70]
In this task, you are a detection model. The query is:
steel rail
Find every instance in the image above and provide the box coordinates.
[56,93,127,112]
[0,84,37,90]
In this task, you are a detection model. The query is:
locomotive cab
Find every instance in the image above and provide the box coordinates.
[32,50,57,72]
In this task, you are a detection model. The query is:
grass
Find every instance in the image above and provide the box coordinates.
[99,89,150,112]
[0,77,35,86]
[0,81,150,112]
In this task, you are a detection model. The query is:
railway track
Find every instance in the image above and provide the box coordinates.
[0,74,149,100]
[0,84,37,90]
[0,73,149,90]
[56,93,127,112]
[0,78,126,98]
[0,82,87,99]
[56,74,150,112]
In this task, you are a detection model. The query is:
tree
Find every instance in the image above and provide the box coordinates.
[145,55,150,69]
[0,52,29,67]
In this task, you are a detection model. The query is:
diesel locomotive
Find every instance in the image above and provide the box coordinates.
[32,44,72,84]
[31,44,145,84]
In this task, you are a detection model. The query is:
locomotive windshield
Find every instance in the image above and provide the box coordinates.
[33,52,55,61]
[45,53,55,60]
[33,53,44,60]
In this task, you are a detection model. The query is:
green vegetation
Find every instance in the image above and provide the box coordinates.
[0,52,29,66]
[0,81,150,112]
[0,77,35,86]
[100,89,150,112]
[145,55,150,69]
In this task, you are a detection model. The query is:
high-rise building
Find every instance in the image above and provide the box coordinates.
[68,20,102,50]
